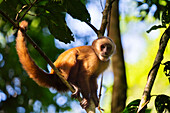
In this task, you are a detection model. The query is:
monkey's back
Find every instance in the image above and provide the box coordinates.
[50,46,93,77]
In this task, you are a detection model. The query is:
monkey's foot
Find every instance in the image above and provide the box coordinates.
[80,98,89,109]
[70,84,80,98]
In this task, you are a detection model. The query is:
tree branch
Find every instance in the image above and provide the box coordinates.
[98,0,115,37]
[137,25,170,113]
[85,0,115,37]
[0,10,19,29]
[85,22,99,35]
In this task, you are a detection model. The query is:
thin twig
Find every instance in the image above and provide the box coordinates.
[23,0,29,5]
[137,25,170,113]
[100,0,104,10]
[15,5,28,21]
[27,12,39,16]
[98,73,104,101]
[85,0,115,37]
[99,0,115,37]
[17,0,38,23]
[97,73,104,113]
[85,22,99,35]
[138,100,150,112]
[107,2,112,37]
[0,10,18,29]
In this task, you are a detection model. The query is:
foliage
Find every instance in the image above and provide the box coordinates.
[123,99,151,113]
[0,0,90,43]
[128,0,170,113]
[123,99,141,113]
[163,61,170,82]
[155,94,170,113]
[137,0,170,33]
[0,0,90,112]
[124,94,170,113]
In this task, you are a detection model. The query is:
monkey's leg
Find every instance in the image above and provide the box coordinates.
[78,75,91,109]
[90,77,99,107]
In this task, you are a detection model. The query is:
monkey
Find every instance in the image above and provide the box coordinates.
[16,21,115,109]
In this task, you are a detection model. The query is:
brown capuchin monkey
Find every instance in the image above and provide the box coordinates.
[16,21,116,109]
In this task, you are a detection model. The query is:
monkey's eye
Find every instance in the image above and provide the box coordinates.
[101,45,105,50]
[107,45,112,51]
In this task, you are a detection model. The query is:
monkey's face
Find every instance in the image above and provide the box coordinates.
[92,37,116,61]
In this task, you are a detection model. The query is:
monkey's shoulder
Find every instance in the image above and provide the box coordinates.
[75,46,96,59]
[51,46,94,75]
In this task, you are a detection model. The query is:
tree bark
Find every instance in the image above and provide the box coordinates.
[108,0,127,113]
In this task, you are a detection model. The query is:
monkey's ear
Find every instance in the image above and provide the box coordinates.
[112,43,116,55]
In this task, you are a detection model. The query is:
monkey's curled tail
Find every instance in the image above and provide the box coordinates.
[16,21,68,91]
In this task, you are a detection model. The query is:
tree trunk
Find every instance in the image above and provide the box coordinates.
[108,0,127,113]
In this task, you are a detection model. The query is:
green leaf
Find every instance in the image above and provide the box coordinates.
[146,25,166,33]
[0,0,21,19]
[163,61,170,83]
[37,0,90,43]
[43,0,66,14]
[44,13,74,43]
[63,0,90,22]
[123,99,141,113]
[48,21,74,43]
[155,95,170,113]
[162,9,170,25]
[126,99,141,108]
[163,61,170,76]
[137,2,144,7]
[39,1,74,43]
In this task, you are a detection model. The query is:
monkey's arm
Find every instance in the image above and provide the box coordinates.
[16,21,68,91]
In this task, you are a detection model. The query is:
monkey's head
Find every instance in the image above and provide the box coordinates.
[92,36,116,61]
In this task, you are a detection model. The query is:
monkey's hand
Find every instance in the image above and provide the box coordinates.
[70,84,89,109]
[80,98,89,109]
[70,84,80,99]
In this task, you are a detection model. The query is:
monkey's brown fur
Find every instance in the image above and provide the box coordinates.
[16,21,115,108]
